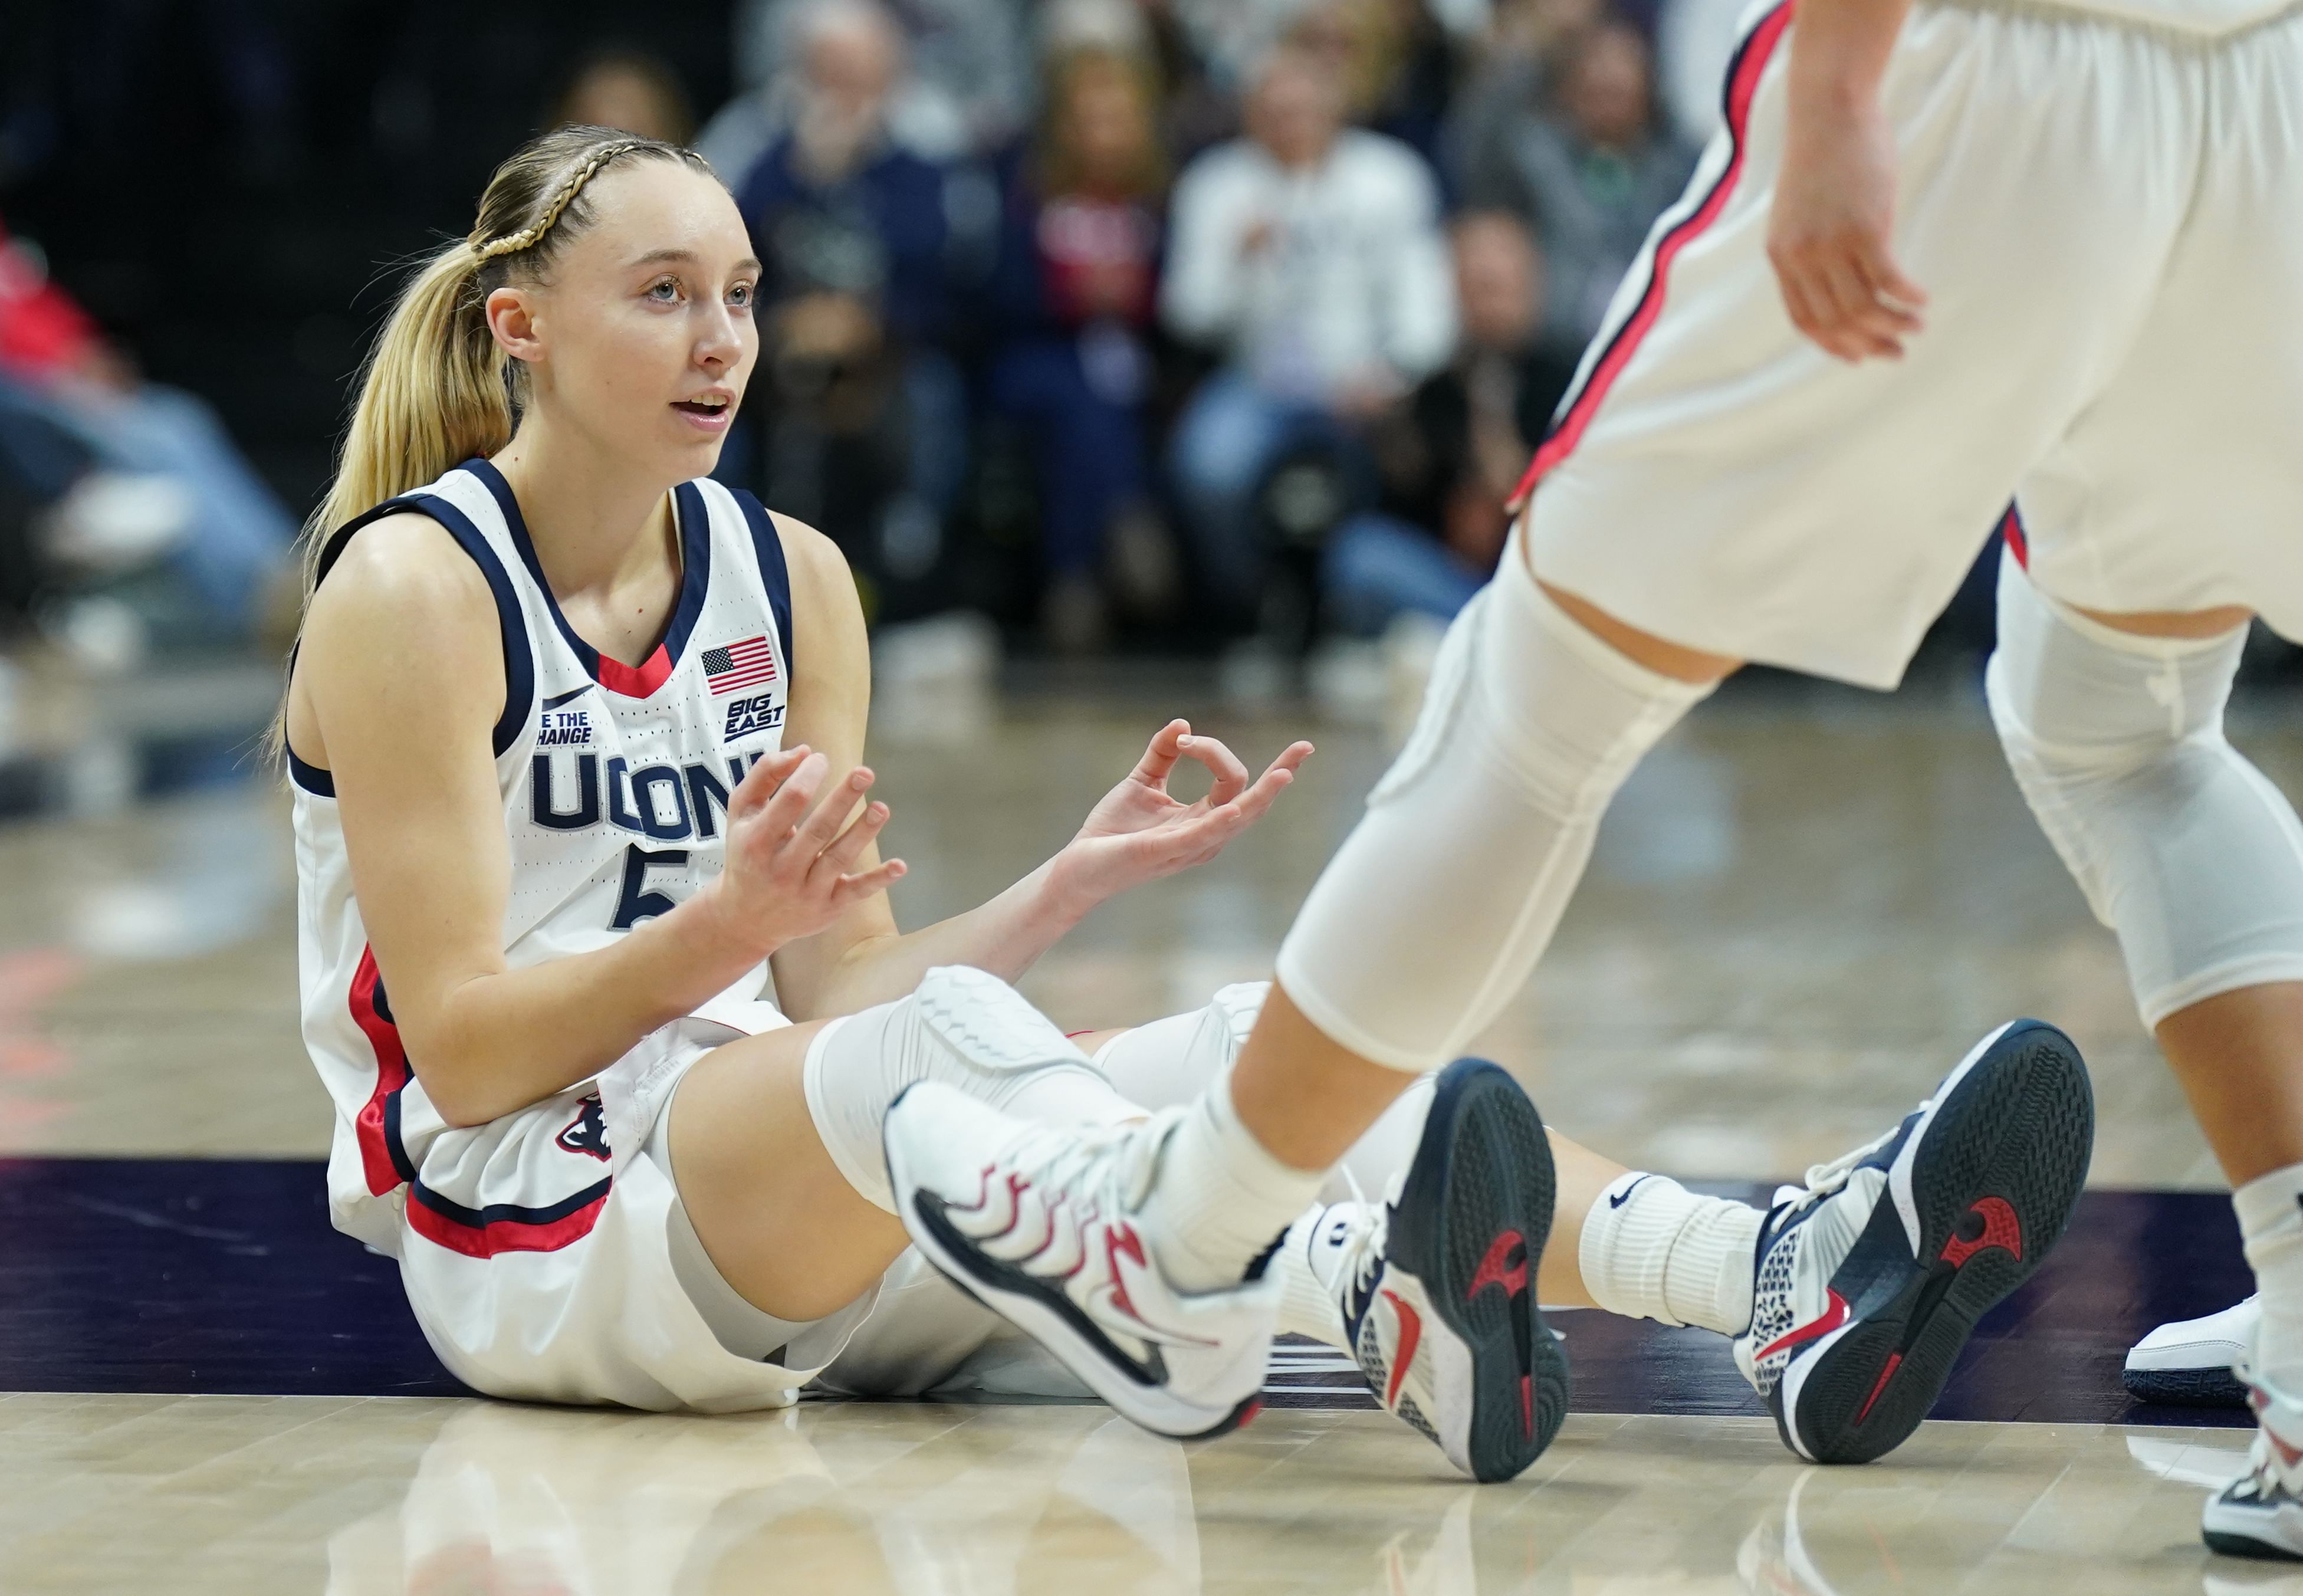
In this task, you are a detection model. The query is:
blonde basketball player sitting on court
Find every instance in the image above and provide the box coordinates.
[291,124,1871,1478]
[281,123,1606,1465]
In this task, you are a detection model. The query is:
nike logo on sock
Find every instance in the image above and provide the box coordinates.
[1609,1175,1652,1210]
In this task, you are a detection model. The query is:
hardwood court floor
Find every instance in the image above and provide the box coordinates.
[0,684,2295,1592]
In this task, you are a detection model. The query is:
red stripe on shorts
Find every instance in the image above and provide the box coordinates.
[1509,1,1793,506]
[1999,503,2029,567]
[349,946,413,1197]
[406,1181,612,1259]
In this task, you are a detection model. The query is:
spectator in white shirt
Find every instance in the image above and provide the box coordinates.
[1160,42,1457,623]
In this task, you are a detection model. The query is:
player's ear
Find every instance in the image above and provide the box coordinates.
[485,286,545,364]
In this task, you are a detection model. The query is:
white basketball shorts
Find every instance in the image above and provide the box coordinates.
[1520,0,2303,688]
[392,1006,879,1413]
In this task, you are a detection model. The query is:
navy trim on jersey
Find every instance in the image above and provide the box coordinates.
[309,490,535,758]
[465,457,712,699]
[286,751,334,797]
[733,488,794,680]
[666,480,713,662]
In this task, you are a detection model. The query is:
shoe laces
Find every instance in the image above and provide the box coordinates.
[1000,1106,1184,1222]
[1328,1167,1401,1309]
[1772,1103,1927,1216]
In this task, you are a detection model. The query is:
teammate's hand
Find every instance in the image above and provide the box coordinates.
[703,744,905,955]
[1052,721,1313,907]
[1767,93,1927,362]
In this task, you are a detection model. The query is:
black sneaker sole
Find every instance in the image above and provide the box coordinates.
[1386,1058,1571,1483]
[1777,1020,2094,1465]
[2124,1365,2250,1408]
[2205,1528,2303,1562]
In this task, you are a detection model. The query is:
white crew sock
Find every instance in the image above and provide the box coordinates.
[1141,1072,1325,1293]
[2237,1164,2303,1389]
[1578,1171,1763,1335]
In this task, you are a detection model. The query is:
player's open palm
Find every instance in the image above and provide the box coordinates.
[1768,94,1927,362]
[705,745,905,954]
[1057,720,1313,904]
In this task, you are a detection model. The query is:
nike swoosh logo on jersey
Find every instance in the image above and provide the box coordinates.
[1755,1288,1850,1363]
[543,684,594,710]
[1609,1175,1651,1209]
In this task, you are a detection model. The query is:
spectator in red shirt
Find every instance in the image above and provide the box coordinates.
[0,214,295,643]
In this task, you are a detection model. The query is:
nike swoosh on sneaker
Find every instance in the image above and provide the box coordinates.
[1083,1227,1222,1353]
[1381,1288,1422,1410]
[1755,1288,1850,1363]
[1608,1175,1651,1209]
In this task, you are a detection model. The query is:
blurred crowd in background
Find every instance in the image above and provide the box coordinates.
[0,0,1986,685]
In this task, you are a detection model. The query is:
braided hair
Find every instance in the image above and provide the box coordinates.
[306,126,717,554]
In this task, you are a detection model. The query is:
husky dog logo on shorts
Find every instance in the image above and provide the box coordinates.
[556,1092,612,1162]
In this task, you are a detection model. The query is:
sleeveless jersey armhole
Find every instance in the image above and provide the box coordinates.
[732,488,795,680]
[294,495,535,792]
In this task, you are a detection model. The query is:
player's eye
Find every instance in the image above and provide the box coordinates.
[727,281,754,310]
[646,277,681,303]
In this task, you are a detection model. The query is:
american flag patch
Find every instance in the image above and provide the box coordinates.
[702,635,778,695]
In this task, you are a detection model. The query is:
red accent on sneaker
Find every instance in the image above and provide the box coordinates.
[1380,1289,1422,1411]
[1520,1374,1534,1439]
[1105,1222,1148,1322]
[1237,1400,1263,1429]
[1468,1231,1528,1301]
[2253,1390,2303,1470]
[1938,1197,2022,1268]
[1753,1288,1849,1363]
[1854,1351,1903,1424]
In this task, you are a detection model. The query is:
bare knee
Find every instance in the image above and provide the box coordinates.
[1535,579,1740,685]
[2077,603,2253,641]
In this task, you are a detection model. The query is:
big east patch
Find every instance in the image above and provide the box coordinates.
[723,692,784,740]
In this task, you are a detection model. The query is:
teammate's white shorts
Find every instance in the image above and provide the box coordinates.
[1522,0,2303,687]
[393,1008,881,1413]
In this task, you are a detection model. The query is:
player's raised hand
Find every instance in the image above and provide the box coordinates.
[1768,74,1927,362]
[703,744,905,954]
[1053,720,1314,905]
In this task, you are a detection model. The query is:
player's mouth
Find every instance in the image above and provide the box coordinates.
[671,390,734,432]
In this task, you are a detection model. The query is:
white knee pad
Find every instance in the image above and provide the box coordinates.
[801,966,1130,1212]
[1987,554,2303,1027]
[1088,981,1269,1111]
[1277,544,1715,1072]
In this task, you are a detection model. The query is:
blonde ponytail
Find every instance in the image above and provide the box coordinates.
[310,242,510,545]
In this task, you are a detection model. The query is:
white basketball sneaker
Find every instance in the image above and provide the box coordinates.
[1732,1019,2094,1463]
[1290,1059,1569,1482]
[2205,1367,2303,1560]
[2127,1297,2255,1408]
[883,1083,1279,1440]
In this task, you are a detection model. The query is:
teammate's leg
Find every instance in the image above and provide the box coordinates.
[1988,561,2303,1554]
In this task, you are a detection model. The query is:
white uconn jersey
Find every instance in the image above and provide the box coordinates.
[291,458,793,1256]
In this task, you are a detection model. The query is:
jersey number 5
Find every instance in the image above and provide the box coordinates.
[612,845,690,930]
